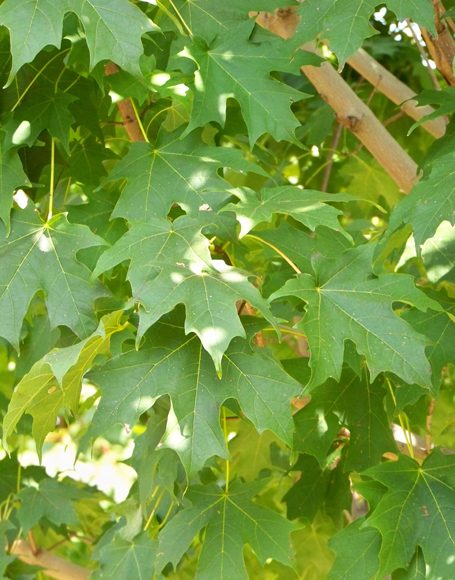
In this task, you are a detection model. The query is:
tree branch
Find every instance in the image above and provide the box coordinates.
[254,9,446,138]
[421,0,455,86]
[347,48,447,138]
[253,8,454,192]
[104,62,146,142]
[9,539,90,580]
[300,57,419,192]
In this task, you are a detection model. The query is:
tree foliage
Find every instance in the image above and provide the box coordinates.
[0,1,454,578]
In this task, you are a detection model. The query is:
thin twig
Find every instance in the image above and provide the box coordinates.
[320,122,343,191]
[425,398,436,454]
[406,20,441,90]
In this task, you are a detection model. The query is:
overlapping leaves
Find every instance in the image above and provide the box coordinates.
[2,311,125,453]
[87,317,300,476]
[108,129,265,222]
[296,0,434,65]
[93,215,278,371]
[331,451,455,578]
[0,0,453,578]
[0,0,156,83]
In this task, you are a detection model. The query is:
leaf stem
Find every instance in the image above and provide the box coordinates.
[262,326,307,338]
[222,407,230,493]
[47,138,56,221]
[129,99,149,142]
[158,500,175,530]
[245,234,301,274]
[386,377,415,459]
[144,489,165,531]
[167,0,193,36]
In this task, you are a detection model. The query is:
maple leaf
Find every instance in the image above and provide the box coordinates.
[108,129,265,222]
[363,450,455,578]
[93,533,157,580]
[270,244,441,388]
[403,290,455,389]
[93,216,278,371]
[296,0,434,66]
[0,522,14,577]
[291,368,396,470]
[2,311,125,454]
[379,139,455,253]
[224,185,353,238]
[0,0,156,84]
[284,454,351,522]
[16,479,84,532]
[172,0,292,40]
[14,90,75,151]
[86,318,300,476]
[329,518,381,580]
[0,133,29,231]
[182,25,315,145]
[0,206,107,349]
[156,481,295,578]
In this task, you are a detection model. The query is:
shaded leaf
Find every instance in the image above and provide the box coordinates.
[379,136,455,253]
[293,369,396,470]
[172,0,292,40]
[0,134,29,231]
[329,518,381,580]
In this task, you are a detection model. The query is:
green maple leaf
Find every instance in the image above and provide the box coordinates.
[403,291,455,389]
[182,26,314,145]
[108,129,265,222]
[14,90,75,151]
[3,311,125,454]
[248,222,352,275]
[291,368,396,470]
[172,0,292,40]
[0,522,14,577]
[93,532,157,580]
[229,421,279,482]
[283,454,351,522]
[380,141,455,252]
[86,318,300,476]
[296,0,434,66]
[0,206,106,349]
[0,134,29,231]
[16,478,85,532]
[271,244,440,388]
[363,450,455,577]
[224,186,353,238]
[329,518,381,580]
[0,0,156,84]
[157,481,295,578]
[93,216,278,371]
